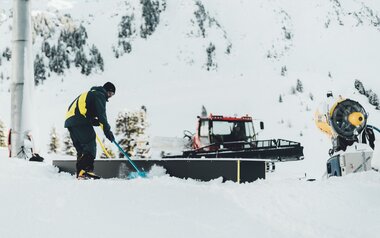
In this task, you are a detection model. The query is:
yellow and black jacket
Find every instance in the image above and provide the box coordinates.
[64,86,112,136]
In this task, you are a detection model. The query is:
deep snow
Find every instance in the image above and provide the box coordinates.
[0,148,380,238]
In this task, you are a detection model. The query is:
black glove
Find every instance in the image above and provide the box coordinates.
[105,130,115,142]
[91,118,100,126]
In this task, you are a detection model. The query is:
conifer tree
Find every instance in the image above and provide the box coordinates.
[115,111,138,157]
[63,132,76,156]
[140,0,163,38]
[281,66,287,76]
[42,41,51,58]
[34,54,46,85]
[354,79,366,95]
[48,127,60,154]
[115,106,150,158]
[2,47,11,61]
[206,43,217,71]
[354,80,379,109]
[367,90,379,107]
[0,120,7,147]
[296,79,303,93]
[135,106,150,158]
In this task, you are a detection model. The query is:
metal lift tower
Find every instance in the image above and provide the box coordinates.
[11,0,34,158]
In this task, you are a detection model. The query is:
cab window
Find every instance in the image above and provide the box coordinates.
[200,120,209,137]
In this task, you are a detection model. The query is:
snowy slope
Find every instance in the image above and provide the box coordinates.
[0,148,380,238]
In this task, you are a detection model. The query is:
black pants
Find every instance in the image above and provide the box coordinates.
[68,124,97,174]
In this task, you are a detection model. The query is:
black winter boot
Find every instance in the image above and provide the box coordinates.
[76,153,97,178]
[77,170,101,180]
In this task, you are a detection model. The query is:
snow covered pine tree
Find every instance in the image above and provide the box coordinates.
[0,119,7,147]
[49,127,60,154]
[115,106,150,158]
[63,132,76,156]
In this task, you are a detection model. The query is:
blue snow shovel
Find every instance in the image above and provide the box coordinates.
[113,141,147,178]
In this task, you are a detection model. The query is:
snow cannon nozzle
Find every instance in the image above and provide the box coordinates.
[348,112,365,127]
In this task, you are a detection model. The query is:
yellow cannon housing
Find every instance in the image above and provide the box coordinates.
[315,98,367,140]
[315,98,368,155]
[314,97,376,178]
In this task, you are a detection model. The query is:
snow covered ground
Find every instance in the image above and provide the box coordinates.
[0,148,379,238]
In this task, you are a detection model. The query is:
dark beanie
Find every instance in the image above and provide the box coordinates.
[103,82,116,93]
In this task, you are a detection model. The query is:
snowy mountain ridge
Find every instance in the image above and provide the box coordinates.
[0,0,379,79]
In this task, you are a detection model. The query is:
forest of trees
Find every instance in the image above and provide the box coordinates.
[34,23,104,85]
[113,0,166,57]
[1,13,105,86]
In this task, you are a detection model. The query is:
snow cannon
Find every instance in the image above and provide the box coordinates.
[315,98,367,141]
[315,96,376,178]
[329,99,367,140]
